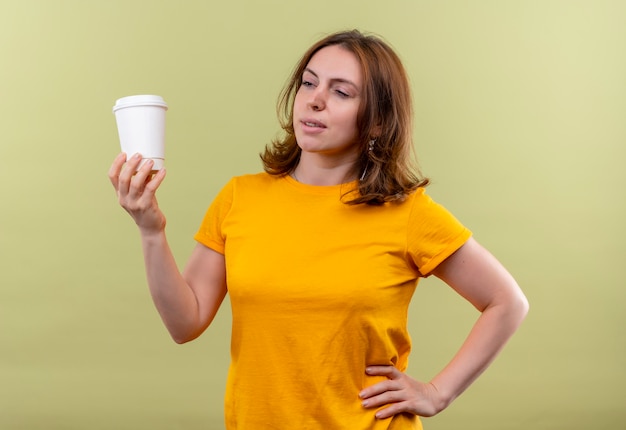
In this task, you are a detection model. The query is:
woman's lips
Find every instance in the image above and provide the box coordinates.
[300,119,326,133]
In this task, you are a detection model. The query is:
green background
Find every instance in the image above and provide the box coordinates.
[1,0,624,428]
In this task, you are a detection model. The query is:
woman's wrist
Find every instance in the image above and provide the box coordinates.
[427,380,456,414]
[138,224,167,243]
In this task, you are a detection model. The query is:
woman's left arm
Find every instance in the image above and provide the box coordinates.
[360,237,529,418]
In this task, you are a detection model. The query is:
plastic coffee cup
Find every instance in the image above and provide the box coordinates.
[113,95,168,170]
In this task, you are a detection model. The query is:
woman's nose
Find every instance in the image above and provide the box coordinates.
[308,88,326,111]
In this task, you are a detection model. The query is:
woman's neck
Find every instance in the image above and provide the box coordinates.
[292,156,358,186]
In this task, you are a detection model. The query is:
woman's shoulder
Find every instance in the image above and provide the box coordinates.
[229,171,279,187]
[404,186,459,218]
[223,172,289,197]
[403,186,430,206]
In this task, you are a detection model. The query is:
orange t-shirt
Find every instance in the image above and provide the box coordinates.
[194,173,471,430]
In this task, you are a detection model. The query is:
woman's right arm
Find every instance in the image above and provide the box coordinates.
[108,153,227,344]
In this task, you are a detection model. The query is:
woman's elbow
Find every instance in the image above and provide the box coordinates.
[169,327,203,345]
[509,287,530,325]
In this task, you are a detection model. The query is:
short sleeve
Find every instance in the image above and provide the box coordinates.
[193,178,235,255]
[407,189,472,276]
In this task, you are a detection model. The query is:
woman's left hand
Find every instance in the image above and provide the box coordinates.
[359,366,444,419]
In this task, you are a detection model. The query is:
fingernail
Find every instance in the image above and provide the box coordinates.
[361,400,368,407]
[133,153,141,159]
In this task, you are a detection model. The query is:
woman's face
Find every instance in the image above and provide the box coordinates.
[293,45,363,162]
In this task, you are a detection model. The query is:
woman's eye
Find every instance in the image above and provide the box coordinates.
[335,89,349,98]
[302,80,314,87]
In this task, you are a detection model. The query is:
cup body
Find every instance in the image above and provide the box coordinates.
[113,95,168,170]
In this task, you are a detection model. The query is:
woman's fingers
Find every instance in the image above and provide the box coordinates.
[144,167,167,195]
[108,152,167,233]
[108,152,127,190]
[359,365,440,418]
[366,365,401,379]
[111,153,161,206]
[359,366,402,406]
[127,157,155,200]
[117,153,142,197]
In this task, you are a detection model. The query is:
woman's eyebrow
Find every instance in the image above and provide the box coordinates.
[303,67,358,89]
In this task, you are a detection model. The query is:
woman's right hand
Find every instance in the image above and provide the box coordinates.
[108,153,167,235]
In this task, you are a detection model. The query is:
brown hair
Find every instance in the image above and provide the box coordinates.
[260,29,429,205]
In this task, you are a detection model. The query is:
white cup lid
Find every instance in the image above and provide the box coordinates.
[113,95,168,112]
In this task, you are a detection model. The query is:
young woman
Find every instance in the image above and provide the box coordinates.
[109,30,528,430]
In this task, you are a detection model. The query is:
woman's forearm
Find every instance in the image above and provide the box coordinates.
[139,230,203,343]
[430,295,529,411]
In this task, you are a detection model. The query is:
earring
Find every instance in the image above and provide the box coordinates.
[360,167,368,181]
[361,139,376,181]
